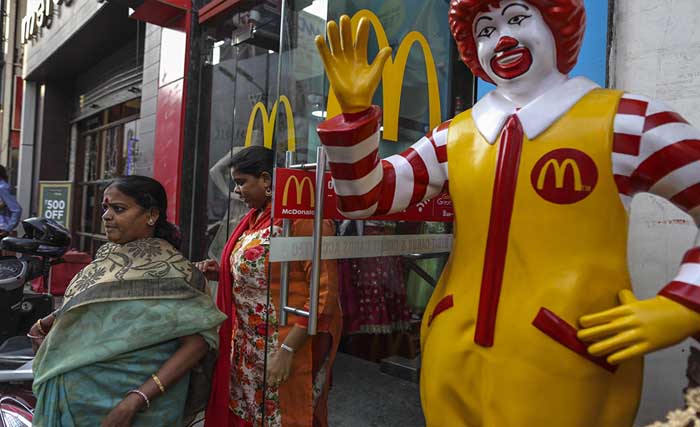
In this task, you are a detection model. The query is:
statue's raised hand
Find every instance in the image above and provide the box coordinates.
[315,15,392,114]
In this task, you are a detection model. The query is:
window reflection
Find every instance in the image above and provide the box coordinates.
[203,6,282,260]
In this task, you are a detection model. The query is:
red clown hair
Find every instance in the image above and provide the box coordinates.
[449,0,586,83]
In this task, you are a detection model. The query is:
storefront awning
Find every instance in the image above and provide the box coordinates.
[131,0,188,31]
[105,0,188,31]
[198,0,245,24]
[24,3,140,81]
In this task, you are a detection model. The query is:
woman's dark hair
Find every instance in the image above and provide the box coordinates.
[0,165,8,182]
[107,175,181,249]
[229,146,274,177]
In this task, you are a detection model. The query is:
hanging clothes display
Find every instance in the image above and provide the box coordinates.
[338,221,411,335]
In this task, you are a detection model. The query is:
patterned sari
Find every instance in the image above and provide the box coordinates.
[32,238,226,427]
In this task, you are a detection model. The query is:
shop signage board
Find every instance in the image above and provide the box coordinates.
[273,167,454,222]
[22,0,73,44]
[38,181,72,228]
[270,234,454,262]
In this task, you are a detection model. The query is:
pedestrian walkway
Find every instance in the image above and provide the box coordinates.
[328,352,425,427]
[188,352,424,426]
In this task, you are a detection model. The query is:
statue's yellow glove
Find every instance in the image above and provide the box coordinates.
[314,15,392,114]
[578,290,700,364]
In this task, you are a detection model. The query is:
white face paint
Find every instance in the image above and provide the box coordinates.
[473,0,559,88]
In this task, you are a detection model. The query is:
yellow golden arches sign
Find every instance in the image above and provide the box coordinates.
[537,159,584,191]
[326,9,442,142]
[282,175,315,208]
[245,95,296,152]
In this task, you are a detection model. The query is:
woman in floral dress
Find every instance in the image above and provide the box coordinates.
[198,146,342,427]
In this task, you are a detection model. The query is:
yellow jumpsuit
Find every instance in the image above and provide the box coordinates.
[420,89,643,426]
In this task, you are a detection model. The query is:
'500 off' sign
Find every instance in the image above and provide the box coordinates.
[38,181,72,228]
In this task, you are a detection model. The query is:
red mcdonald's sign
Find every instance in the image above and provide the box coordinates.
[273,168,454,222]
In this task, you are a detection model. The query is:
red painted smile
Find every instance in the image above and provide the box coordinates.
[490,47,533,80]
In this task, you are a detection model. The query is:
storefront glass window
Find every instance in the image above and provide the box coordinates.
[325,0,453,155]
[74,99,141,255]
[276,6,455,419]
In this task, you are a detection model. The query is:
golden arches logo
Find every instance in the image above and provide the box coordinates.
[536,159,584,192]
[282,176,315,207]
[326,10,442,141]
[245,95,296,152]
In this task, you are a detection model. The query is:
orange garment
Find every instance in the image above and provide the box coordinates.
[269,219,343,427]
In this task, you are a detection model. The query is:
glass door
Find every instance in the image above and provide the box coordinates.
[196,4,286,426]
[200,7,282,263]
[194,0,472,425]
[268,1,465,426]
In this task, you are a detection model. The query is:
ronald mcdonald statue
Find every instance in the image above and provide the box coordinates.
[313,0,700,426]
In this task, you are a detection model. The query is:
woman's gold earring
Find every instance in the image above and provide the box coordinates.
[265,188,272,198]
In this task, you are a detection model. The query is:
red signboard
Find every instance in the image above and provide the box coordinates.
[154,79,184,223]
[131,1,187,31]
[13,77,23,130]
[273,168,454,222]
[10,131,20,149]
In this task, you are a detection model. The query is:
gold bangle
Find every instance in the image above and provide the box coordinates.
[151,374,165,393]
[35,319,47,336]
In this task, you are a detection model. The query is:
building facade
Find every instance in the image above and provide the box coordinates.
[0,0,27,191]
[17,0,169,253]
[10,0,700,424]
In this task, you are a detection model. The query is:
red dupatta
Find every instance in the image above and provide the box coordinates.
[205,206,272,426]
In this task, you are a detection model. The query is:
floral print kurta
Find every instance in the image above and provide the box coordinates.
[229,224,282,426]
[206,206,341,427]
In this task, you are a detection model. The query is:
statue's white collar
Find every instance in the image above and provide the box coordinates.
[471,76,600,144]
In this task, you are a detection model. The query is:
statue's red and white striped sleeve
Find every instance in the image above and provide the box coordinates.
[317,106,450,218]
[612,93,700,310]
[660,249,700,312]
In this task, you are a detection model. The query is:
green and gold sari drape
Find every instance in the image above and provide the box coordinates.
[32,238,226,427]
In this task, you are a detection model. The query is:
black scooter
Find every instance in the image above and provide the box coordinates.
[0,218,71,426]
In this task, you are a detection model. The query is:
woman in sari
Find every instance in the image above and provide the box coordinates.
[28,175,226,427]
[197,146,342,427]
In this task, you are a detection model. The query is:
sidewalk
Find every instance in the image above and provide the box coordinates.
[328,352,425,427]
[189,352,424,427]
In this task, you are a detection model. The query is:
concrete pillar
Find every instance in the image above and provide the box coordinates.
[16,80,37,225]
[0,0,20,168]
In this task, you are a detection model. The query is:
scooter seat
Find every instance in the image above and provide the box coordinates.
[0,359,32,382]
[0,337,32,369]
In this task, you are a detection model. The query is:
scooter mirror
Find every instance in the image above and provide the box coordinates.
[0,237,68,258]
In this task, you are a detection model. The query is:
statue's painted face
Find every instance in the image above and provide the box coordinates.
[474,1,558,83]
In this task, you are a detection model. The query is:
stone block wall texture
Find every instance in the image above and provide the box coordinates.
[609,1,700,425]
